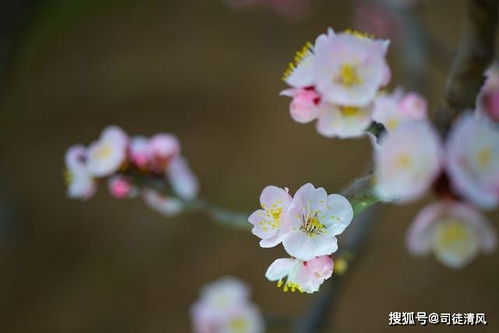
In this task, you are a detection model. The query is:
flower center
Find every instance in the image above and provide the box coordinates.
[229,317,249,332]
[477,145,492,170]
[386,118,399,130]
[300,216,326,237]
[339,106,360,117]
[436,219,470,248]
[395,153,412,169]
[95,143,113,160]
[337,64,362,87]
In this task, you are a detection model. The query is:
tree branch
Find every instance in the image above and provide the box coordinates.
[433,0,498,135]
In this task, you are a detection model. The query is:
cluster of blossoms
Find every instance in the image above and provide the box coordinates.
[64,126,199,216]
[374,96,498,268]
[249,184,353,293]
[280,28,498,269]
[191,277,264,333]
[281,28,427,139]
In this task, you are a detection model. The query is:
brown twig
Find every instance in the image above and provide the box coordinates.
[433,0,498,135]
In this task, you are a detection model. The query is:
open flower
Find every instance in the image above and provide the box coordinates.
[191,277,264,333]
[280,88,320,123]
[407,200,497,268]
[316,102,373,138]
[248,186,292,248]
[149,133,180,173]
[265,255,333,293]
[64,145,96,200]
[372,89,427,132]
[314,30,390,107]
[446,113,499,209]
[374,122,443,202]
[86,126,128,177]
[282,183,353,260]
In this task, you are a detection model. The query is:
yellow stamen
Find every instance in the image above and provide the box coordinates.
[344,29,374,39]
[337,64,362,87]
[94,143,113,160]
[436,219,471,248]
[282,42,313,81]
[229,317,249,332]
[477,146,492,169]
[395,153,412,169]
[300,216,326,237]
[339,106,360,117]
[63,169,73,186]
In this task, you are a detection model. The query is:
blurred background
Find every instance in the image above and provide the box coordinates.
[0,0,498,332]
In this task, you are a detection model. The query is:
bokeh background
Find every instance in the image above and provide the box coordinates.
[0,0,498,332]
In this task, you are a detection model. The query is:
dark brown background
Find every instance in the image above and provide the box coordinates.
[0,0,497,332]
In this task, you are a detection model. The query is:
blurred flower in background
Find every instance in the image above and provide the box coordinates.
[191,277,264,333]
[407,201,497,268]
[64,125,199,215]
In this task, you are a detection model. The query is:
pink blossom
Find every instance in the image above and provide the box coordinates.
[374,122,443,202]
[280,88,320,123]
[316,103,373,138]
[149,133,180,173]
[191,277,264,333]
[167,156,199,201]
[86,126,128,177]
[446,113,499,209]
[129,136,151,169]
[407,200,497,268]
[282,183,353,260]
[265,256,333,293]
[108,175,136,199]
[248,186,292,248]
[400,92,427,120]
[372,89,427,132]
[481,91,499,122]
[64,145,96,200]
[314,30,390,107]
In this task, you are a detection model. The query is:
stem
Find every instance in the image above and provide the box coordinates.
[293,207,378,333]
[433,0,498,135]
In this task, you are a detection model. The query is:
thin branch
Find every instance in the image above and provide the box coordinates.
[433,0,499,135]
[293,207,379,333]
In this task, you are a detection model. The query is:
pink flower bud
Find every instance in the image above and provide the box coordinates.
[289,89,321,123]
[130,136,151,169]
[482,90,499,122]
[401,92,428,120]
[108,175,135,199]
